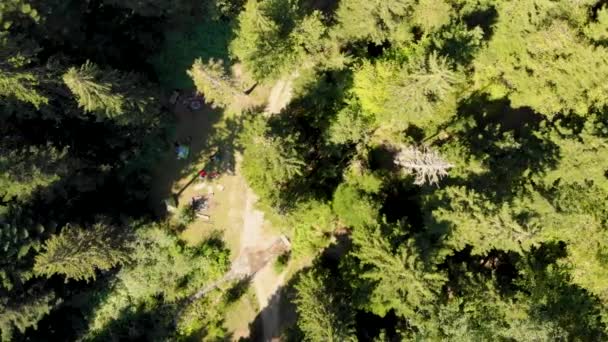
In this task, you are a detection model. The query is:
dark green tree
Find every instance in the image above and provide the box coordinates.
[0,292,56,342]
[294,269,356,341]
[33,224,131,281]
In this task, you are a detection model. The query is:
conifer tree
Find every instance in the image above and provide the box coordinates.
[354,51,462,129]
[239,116,304,205]
[294,270,356,342]
[333,0,415,44]
[230,0,293,80]
[412,0,453,33]
[0,292,55,342]
[0,143,67,202]
[474,0,608,116]
[33,224,130,281]
[0,70,47,109]
[188,58,242,108]
[351,224,446,321]
[62,61,125,119]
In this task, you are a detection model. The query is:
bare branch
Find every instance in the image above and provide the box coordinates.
[395,145,453,185]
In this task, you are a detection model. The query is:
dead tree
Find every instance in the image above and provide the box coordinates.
[395,145,453,185]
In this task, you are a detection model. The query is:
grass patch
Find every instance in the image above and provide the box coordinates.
[273,251,291,274]
[224,283,259,336]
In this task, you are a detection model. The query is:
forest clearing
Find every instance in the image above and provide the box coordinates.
[147,76,297,339]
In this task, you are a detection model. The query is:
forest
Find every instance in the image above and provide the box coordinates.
[1,0,608,341]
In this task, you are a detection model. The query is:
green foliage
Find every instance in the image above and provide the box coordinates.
[175,290,228,340]
[273,251,290,273]
[230,0,331,80]
[62,61,156,124]
[353,51,462,130]
[240,116,305,205]
[412,0,453,33]
[3,0,608,339]
[0,143,67,201]
[332,183,379,229]
[289,200,337,258]
[428,186,551,254]
[230,0,296,80]
[0,292,55,342]
[188,58,240,108]
[151,20,232,88]
[0,69,47,109]
[327,101,373,145]
[586,5,608,42]
[294,269,356,341]
[333,0,415,44]
[33,224,131,281]
[544,118,608,192]
[178,204,196,226]
[474,1,608,116]
[62,62,125,119]
[86,225,230,336]
[351,224,447,321]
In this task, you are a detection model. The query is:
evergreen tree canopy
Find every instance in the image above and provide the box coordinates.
[34,224,131,281]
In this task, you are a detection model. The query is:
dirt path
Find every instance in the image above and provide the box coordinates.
[240,187,266,252]
[265,73,297,115]
[240,186,285,341]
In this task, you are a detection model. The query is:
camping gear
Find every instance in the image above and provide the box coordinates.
[190,100,202,110]
[176,145,190,160]
[191,196,208,212]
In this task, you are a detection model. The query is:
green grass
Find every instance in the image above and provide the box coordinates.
[151,20,234,89]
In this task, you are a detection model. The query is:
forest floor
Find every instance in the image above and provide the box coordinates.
[265,73,295,115]
[150,70,296,339]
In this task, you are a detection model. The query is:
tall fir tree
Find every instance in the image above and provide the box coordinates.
[294,269,356,342]
[33,224,131,281]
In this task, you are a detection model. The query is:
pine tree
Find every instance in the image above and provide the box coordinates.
[0,292,55,342]
[230,0,295,80]
[0,26,48,111]
[293,269,356,342]
[474,0,608,116]
[0,143,67,202]
[353,51,462,130]
[33,224,130,281]
[333,0,415,44]
[188,58,242,108]
[428,186,550,254]
[62,61,125,119]
[412,0,453,33]
[351,224,446,321]
[239,116,304,205]
[0,69,47,109]
[327,101,372,145]
[332,183,379,229]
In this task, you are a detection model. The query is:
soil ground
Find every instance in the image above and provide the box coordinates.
[149,71,296,340]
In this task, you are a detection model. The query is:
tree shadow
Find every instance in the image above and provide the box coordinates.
[462,4,498,42]
[447,93,559,202]
[84,301,175,342]
[263,69,355,210]
[302,0,341,18]
[151,18,235,89]
[148,99,246,218]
